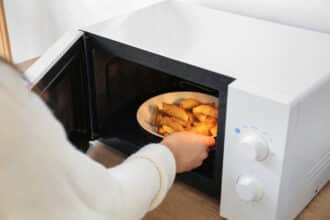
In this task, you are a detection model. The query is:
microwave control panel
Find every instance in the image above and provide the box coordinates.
[234,126,271,162]
[233,126,271,202]
[220,85,290,220]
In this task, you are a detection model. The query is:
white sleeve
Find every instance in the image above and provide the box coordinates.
[64,142,176,220]
[0,61,176,220]
[108,144,176,219]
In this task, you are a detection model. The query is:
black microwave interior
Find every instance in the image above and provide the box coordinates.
[34,34,235,198]
[93,50,220,179]
[88,34,235,198]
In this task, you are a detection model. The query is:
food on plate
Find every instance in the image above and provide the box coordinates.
[179,98,201,110]
[193,113,208,122]
[158,125,175,136]
[192,104,218,118]
[162,103,189,122]
[158,116,185,132]
[209,125,218,137]
[152,98,219,137]
[193,116,217,125]
[188,123,213,136]
[152,107,162,125]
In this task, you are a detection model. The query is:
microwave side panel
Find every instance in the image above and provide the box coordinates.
[220,82,291,220]
[276,76,330,220]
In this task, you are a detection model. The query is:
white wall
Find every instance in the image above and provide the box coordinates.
[186,0,330,34]
[5,0,330,63]
[4,0,161,63]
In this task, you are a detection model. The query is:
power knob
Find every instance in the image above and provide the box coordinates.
[238,133,269,161]
[236,175,264,202]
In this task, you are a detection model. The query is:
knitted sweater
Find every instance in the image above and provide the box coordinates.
[0,61,176,220]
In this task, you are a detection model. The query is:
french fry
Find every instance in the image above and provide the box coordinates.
[152,107,163,126]
[193,104,218,118]
[209,125,218,137]
[186,112,193,129]
[193,113,208,122]
[159,125,175,136]
[204,116,217,125]
[152,98,219,137]
[189,124,211,136]
[158,126,169,136]
[172,116,187,127]
[158,116,184,132]
[179,98,201,110]
[156,112,187,127]
[162,103,189,122]
[192,121,215,129]
[163,125,176,134]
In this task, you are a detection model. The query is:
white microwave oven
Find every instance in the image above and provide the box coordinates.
[25,1,330,219]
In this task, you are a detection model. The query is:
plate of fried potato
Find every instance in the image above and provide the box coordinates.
[137,92,219,138]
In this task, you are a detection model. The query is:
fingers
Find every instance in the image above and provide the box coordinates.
[177,150,209,173]
[204,137,216,148]
[187,147,209,171]
[194,152,208,169]
[203,151,208,158]
[161,131,214,173]
[191,133,216,147]
[201,151,209,160]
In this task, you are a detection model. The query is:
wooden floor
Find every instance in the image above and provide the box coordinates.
[88,142,330,220]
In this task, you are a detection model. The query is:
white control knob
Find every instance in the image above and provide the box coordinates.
[236,175,264,202]
[238,134,269,161]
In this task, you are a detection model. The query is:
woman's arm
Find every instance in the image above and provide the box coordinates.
[0,60,213,220]
[108,144,176,219]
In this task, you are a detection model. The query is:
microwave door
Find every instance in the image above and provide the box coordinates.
[24,31,93,151]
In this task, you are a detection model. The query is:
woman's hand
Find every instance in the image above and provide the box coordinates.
[161,132,215,173]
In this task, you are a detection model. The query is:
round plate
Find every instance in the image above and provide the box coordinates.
[136,91,218,138]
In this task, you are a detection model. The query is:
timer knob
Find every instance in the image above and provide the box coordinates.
[238,134,269,161]
[236,175,264,202]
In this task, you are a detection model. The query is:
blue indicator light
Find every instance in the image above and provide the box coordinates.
[235,128,241,134]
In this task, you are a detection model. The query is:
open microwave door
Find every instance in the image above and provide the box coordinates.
[24,31,94,151]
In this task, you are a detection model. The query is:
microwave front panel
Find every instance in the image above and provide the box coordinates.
[24,31,93,150]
